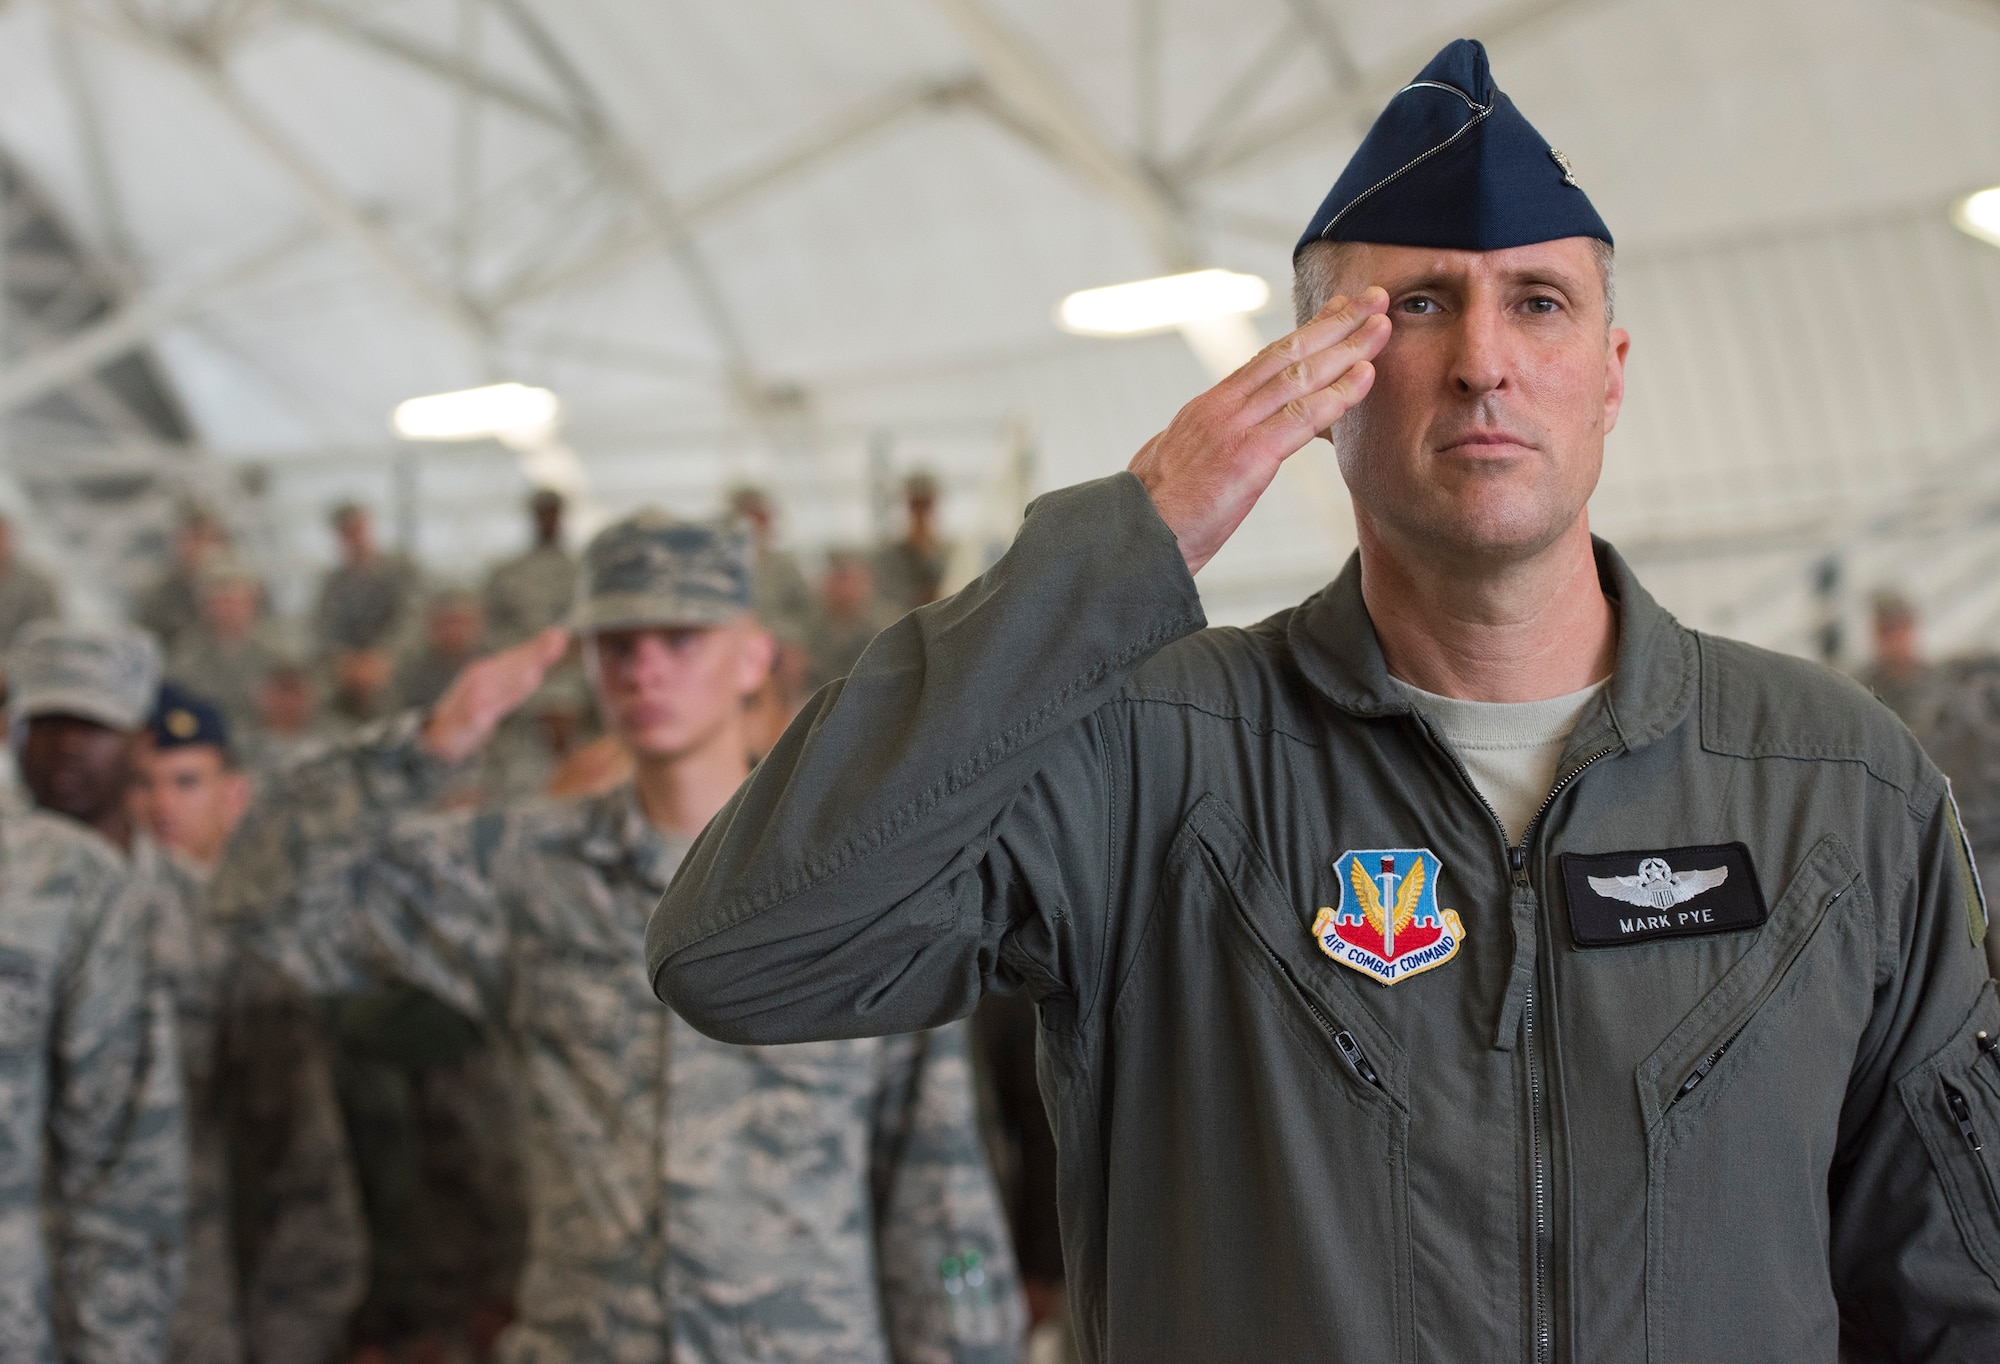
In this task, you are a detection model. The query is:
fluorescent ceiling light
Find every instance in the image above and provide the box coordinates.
[1058,269,1270,337]
[1952,187,2000,248]
[392,382,561,441]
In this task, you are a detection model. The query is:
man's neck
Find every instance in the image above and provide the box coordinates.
[1357,517,1616,703]
[631,727,750,838]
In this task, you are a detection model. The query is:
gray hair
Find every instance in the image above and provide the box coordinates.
[1291,237,1615,328]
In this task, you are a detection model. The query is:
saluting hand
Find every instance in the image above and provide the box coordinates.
[1129,286,1390,575]
[421,626,571,764]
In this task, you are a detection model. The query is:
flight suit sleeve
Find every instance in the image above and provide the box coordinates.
[210,711,512,1023]
[48,868,188,1364]
[1830,782,2000,1355]
[649,473,1206,1043]
[223,957,368,1364]
[868,1023,1026,1364]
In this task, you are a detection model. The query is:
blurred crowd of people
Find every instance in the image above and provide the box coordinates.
[0,474,1067,1364]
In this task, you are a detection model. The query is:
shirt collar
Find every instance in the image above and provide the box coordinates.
[1285,536,1696,756]
[576,784,690,892]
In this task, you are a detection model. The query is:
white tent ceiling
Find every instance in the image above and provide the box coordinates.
[1,0,1999,657]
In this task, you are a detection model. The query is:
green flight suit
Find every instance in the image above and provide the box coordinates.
[653,472,2000,1363]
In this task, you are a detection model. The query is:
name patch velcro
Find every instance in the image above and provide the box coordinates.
[1560,843,1767,947]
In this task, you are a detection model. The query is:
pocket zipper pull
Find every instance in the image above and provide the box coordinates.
[1333,1030,1382,1089]
[1948,1083,1984,1153]
[1672,1038,1735,1105]
[1978,1031,1999,1072]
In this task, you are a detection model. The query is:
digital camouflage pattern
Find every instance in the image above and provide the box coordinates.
[0,559,58,652]
[313,553,423,654]
[0,812,186,1364]
[140,841,367,1364]
[11,621,162,731]
[483,545,577,649]
[576,514,750,632]
[210,713,1023,1364]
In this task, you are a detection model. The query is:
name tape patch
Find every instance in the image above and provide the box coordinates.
[1560,842,1766,948]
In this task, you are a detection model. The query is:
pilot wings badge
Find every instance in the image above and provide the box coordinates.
[1312,848,1464,986]
[1586,857,1727,909]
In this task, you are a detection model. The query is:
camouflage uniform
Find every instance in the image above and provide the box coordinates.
[0,813,186,1364]
[165,633,283,750]
[313,554,423,655]
[211,716,1022,1364]
[482,546,575,650]
[133,572,203,657]
[141,841,366,1364]
[0,558,58,651]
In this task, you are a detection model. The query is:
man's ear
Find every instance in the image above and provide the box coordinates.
[737,622,777,698]
[1603,327,1631,435]
[222,770,253,831]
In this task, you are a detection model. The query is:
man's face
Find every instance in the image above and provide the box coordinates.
[429,601,483,658]
[134,742,249,867]
[335,511,373,560]
[584,619,773,761]
[1326,237,1629,567]
[200,580,259,640]
[260,670,316,733]
[823,562,873,620]
[19,714,135,826]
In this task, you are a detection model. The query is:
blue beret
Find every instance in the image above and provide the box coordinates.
[1295,38,1611,257]
[148,682,231,754]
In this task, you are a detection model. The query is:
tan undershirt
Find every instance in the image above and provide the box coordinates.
[1390,678,1609,847]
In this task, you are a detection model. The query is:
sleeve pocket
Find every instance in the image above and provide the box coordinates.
[1900,982,2000,1288]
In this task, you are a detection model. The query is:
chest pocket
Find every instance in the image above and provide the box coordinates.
[1104,794,1413,1364]
[514,940,645,1058]
[0,948,46,1053]
[1900,981,2000,1290]
[1638,833,1864,1363]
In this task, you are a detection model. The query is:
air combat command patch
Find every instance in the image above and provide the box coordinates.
[1312,848,1465,985]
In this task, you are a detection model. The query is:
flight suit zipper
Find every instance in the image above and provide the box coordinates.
[1512,748,1614,1364]
[1414,712,1613,1364]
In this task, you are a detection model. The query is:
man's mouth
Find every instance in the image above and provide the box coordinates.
[1439,430,1537,454]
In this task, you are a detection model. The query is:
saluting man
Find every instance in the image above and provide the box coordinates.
[651,39,2000,1362]
[214,512,1023,1364]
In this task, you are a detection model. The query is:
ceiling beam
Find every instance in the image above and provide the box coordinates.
[275,0,584,137]
[927,0,1193,269]
[1174,0,1604,182]
[493,74,981,308]
[0,222,317,417]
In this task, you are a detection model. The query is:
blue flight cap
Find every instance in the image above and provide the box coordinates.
[148,681,232,756]
[1295,39,1611,257]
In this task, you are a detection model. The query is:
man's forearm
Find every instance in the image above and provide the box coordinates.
[649,472,1204,1042]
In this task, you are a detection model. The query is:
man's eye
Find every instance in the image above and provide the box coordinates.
[1525,296,1559,314]
[1398,297,1436,315]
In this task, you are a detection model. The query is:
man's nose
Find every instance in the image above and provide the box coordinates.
[1449,304,1512,396]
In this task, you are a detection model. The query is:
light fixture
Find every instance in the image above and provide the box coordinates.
[1057,269,1270,337]
[391,382,561,442]
[1951,187,2000,249]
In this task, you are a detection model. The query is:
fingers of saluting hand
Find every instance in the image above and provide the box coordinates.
[1234,288,1390,431]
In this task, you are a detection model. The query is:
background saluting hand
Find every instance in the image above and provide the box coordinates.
[421,625,572,764]
[1128,286,1390,575]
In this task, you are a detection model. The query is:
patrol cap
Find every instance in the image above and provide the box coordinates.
[10,621,161,731]
[196,552,261,589]
[148,681,231,756]
[574,511,752,633]
[1295,38,1611,257]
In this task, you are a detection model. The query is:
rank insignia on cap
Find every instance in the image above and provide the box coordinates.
[1312,849,1465,986]
[165,709,199,740]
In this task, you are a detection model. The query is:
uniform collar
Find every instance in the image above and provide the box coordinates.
[576,784,690,892]
[1286,536,1696,756]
